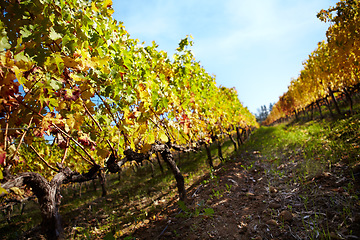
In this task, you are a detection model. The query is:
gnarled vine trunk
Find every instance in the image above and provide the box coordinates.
[324,96,334,118]
[329,87,342,115]
[343,87,353,114]
[204,143,213,168]
[217,139,224,162]
[156,151,164,175]
[236,127,243,147]
[1,171,67,239]
[1,165,100,239]
[98,170,107,197]
[228,133,237,151]
[316,100,323,119]
[156,143,186,201]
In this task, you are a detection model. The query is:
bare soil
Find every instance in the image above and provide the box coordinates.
[130,151,360,240]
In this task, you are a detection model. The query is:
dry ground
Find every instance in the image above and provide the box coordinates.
[130,151,360,240]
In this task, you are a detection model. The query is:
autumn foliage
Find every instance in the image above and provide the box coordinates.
[265,0,360,125]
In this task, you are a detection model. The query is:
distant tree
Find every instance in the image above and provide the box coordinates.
[261,105,268,116]
[256,105,268,123]
[269,102,274,113]
[256,103,275,123]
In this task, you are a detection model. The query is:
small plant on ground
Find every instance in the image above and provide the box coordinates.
[176,200,214,219]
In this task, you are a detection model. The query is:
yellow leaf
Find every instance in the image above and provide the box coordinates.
[0,186,7,195]
[10,187,24,197]
[66,114,75,129]
[85,101,96,114]
[123,109,135,125]
[125,118,134,125]
[57,101,67,111]
[110,134,119,143]
[70,73,85,84]
[91,2,99,12]
[63,56,79,68]
[130,140,135,150]
[137,124,147,135]
[107,8,114,15]
[103,0,113,8]
[158,132,168,142]
[73,112,84,129]
[147,132,155,144]
[139,89,150,100]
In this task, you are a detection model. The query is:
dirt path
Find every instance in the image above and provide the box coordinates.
[131,150,360,240]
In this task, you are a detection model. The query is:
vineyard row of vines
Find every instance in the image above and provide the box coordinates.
[264,0,360,125]
[0,0,258,238]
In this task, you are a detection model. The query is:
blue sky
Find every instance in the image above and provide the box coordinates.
[112,0,338,114]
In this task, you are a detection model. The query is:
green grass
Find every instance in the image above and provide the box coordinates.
[245,113,359,172]
[241,113,360,239]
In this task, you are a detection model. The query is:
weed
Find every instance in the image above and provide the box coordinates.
[241,163,254,171]
[210,189,223,199]
[177,200,189,213]
[202,179,210,185]
[176,200,215,219]
[203,208,215,218]
[225,183,232,192]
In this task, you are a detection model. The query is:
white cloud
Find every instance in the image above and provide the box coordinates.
[112,0,338,112]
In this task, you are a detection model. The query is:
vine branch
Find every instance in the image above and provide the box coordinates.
[29,145,59,172]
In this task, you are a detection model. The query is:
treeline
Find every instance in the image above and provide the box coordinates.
[0,0,257,238]
[255,103,274,123]
[265,0,360,125]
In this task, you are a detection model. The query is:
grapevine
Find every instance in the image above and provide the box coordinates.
[0,0,257,238]
[265,0,360,125]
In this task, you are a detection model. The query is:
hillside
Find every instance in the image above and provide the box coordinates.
[130,115,360,240]
[1,114,360,239]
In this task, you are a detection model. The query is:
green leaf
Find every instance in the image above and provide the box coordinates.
[48,98,59,111]
[0,22,11,50]
[20,26,32,38]
[161,97,169,109]
[53,53,64,75]
[62,34,72,45]
[177,200,188,212]
[0,36,11,50]
[14,51,30,62]
[151,91,159,108]
[204,208,214,217]
[49,27,62,41]
[49,79,62,91]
